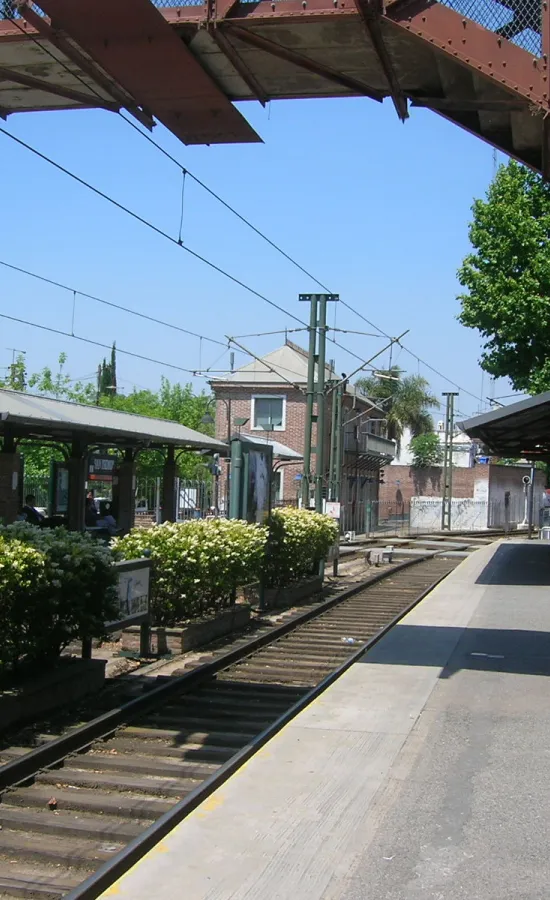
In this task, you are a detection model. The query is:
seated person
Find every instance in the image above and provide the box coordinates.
[19,494,44,527]
[85,496,99,527]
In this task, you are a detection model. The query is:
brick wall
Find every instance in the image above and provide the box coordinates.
[380,463,545,513]
[379,464,489,506]
[213,384,384,505]
[213,385,308,503]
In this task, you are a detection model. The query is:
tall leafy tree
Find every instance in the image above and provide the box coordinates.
[458,160,550,394]
[356,366,438,453]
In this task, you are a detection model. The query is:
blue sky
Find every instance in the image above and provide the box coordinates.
[0,94,513,419]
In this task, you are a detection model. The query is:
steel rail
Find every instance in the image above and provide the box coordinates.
[65,558,453,900]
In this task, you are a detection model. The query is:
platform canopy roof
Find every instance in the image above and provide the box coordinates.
[237,432,303,462]
[458,392,550,461]
[0,389,226,452]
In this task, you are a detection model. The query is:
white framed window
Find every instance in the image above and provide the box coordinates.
[251,395,286,432]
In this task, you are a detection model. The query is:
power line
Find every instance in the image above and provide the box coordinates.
[339,299,486,405]
[0,259,229,348]
[0,312,202,375]
[0,125,306,328]
[4,13,488,404]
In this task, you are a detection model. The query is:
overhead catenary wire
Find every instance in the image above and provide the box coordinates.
[0,125,307,328]
[4,15,491,405]
[0,312,204,376]
[0,259,230,348]
[339,299,486,406]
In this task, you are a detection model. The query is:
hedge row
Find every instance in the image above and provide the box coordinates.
[0,523,118,677]
[113,517,266,625]
[115,508,338,627]
[0,510,338,674]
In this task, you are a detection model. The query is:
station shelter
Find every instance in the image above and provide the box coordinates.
[0,388,226,533]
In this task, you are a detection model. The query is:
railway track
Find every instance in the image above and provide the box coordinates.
[0,554,460,899]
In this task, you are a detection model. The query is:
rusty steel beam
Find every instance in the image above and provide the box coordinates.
[34,0,261,144]
[161,0,358,24]
[386,0,546,106]
[542,114,550,179]
[211,27,269,104]
[354,0,408,120]
[226,24,383,100]
[17,2,155,129]
[410,95,526,110]
[0,63,119,108]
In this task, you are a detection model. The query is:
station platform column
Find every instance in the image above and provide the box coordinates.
[113,450,136,533]
[0,435,22,524]
[161,446,177,523]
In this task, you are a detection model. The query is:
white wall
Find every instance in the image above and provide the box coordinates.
[391,426,475,468]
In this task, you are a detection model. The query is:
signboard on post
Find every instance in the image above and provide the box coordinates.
[325,501,341,520]
[88,453,116,483]
[107,558,151,632]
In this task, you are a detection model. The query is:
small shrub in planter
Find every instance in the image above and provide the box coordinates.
[0,523,118,675]
[263,508,339,589]
[114,518,266,626]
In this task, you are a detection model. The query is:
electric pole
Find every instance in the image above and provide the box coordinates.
[299,293,339,511]
[441,392,458,530]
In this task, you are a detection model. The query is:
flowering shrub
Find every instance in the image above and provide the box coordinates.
[114,518,267,626]
[0,523,118,675]
[263,508,339,588]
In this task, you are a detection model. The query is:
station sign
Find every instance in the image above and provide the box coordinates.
[106,558,151,632]
[88,453,116,482]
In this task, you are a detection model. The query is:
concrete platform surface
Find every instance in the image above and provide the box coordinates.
[102,540,550,900]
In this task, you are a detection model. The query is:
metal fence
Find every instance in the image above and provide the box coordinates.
[439,0,541,55]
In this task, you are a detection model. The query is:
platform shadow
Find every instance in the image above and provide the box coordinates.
[476,541,550,585]
[358,624,550,678]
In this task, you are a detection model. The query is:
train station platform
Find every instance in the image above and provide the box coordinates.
[102,539,550,900]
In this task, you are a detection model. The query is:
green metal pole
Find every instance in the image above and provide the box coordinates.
[302,295,318,508]
[448,393,455,531]
[229,438,242,519]
[328,381,338,501]
[334,382,344,503]
[314,295,328,513]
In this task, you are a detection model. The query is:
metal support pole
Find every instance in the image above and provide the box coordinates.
[229,438,243,519]
[328,383,338,501]
[334,382,344,503]
[441,392,458,530]
[528,463,536,539]
[314,295,328,513]
[225,351,234,516]
[301,295,318,508]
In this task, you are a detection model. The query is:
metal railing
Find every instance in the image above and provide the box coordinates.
[439,0,541,55]
[344,431,396,458]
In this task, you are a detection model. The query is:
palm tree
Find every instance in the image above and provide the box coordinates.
[356,366,439,453]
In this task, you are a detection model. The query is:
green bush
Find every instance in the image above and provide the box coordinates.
[0,523,118,675]
[114,518,266,626]
[263,508,339,589]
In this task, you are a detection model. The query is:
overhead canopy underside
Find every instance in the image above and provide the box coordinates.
[459,393,550,461]
[0,0,548,169]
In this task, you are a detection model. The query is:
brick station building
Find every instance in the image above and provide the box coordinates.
[210,339,395,517]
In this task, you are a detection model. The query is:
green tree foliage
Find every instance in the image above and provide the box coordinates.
[458,160,550,394]
[100,379,215,479]
[0,351,215,480]
[356,367,438,452]
[409,432,443,468]
[97,343,118,400]
[0,354,96,477]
